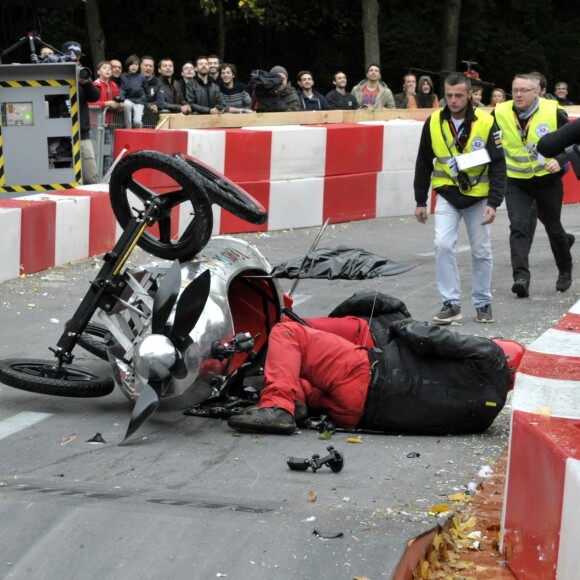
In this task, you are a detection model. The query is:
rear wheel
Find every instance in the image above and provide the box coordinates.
[76,322,115,361]
[0,358,114,397]
[175,154,268,225]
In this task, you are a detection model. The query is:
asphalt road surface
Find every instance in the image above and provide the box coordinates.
[1,205,579,579]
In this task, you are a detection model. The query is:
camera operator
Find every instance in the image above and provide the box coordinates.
[39,41,100,184]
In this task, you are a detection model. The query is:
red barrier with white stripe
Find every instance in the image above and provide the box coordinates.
[502,301,580,578]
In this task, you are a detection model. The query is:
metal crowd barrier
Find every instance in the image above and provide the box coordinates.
[89,106,160,181]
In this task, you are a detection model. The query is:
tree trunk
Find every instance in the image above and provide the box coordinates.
[85,0,105,66]
[440,0,462,75]
[361,0,380,68]
[217,0,226,60]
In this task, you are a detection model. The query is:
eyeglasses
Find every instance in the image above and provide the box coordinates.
[512,88,535,95]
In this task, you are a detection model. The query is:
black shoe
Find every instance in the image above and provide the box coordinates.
[556,271,572,292]
[511,279,530,298]
[227,407,296,435]
[568,233,575,250]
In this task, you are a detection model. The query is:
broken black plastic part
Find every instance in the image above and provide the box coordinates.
[286,445,344,473]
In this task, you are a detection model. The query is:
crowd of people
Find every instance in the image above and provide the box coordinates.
[80,52,575,120]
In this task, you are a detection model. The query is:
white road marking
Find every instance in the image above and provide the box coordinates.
[0,412,52,440]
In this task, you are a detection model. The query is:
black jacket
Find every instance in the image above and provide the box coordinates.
[142,75,165,109]
[329,292,509,435]
[361,320,509,435]
[159,75,185,112]
[326,89,358,110]
[297,89,330,111]
[185,76,224,114]
[78,79,100,139]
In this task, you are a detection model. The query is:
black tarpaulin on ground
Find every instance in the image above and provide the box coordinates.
[270,246,418,280]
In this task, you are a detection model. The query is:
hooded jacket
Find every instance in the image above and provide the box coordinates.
[297,89,330,111]
[408,75,439,109]
[351,79,395,109]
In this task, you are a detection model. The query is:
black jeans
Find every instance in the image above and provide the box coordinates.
[505,177,571,281]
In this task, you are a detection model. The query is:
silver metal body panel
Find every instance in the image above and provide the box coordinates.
[105,236,283,411]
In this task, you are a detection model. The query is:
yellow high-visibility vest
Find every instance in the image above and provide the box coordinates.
[494,99,558,179]
[429,108,495,197]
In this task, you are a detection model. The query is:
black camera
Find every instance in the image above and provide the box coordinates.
[78,67,92,81]
[457,171,474,193]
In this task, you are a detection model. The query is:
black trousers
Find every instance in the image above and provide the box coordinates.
[505,177,572,281]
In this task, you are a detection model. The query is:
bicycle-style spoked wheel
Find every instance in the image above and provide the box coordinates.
[0,359,114,397]
[109,150,214,261]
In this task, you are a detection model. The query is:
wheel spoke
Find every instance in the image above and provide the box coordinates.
[157,189,191,211]
[157,217,173,244]
[109,151,213,260]
[126,178,158,204]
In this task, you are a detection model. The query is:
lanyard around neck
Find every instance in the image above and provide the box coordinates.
[440,115,472,155]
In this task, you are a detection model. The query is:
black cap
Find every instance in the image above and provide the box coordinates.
[61,41,84,56]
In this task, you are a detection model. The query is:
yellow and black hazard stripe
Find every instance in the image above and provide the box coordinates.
[0,79,75,89]
[0,78,82,193]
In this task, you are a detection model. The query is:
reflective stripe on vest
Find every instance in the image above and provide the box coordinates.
[494,99,558,179]
[429,108,495,197]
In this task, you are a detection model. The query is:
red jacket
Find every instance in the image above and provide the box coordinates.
[91,78,120,108]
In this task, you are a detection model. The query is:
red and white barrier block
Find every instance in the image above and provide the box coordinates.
[502,301,580,578]
[0,186,114,283]
[115,121,424,235]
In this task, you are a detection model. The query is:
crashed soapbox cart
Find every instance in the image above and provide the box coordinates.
[0,151,414,442]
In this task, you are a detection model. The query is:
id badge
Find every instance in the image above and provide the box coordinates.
[455,149,491,171]
[447,158,458,177]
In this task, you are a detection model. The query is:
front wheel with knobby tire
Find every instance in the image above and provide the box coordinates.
[0,358,115,397]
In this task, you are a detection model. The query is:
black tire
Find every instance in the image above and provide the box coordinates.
[77,322,115,361]
[109,150,213,261]
[0,358,115,398]
[175,154,268,225]
[329,452,345,473]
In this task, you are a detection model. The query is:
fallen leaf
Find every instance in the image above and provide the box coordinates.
[61,433,76,445]
[447,492,472,504]
[346,437,362,444]
[428,503,451,515]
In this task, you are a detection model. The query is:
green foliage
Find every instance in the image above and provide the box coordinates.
[3,0,580,102]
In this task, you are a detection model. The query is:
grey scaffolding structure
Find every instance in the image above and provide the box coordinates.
[88,106,160,182]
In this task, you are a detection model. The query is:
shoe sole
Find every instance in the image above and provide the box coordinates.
[432,313,462,325]
[476,317,494,323]
[227,419,296,435]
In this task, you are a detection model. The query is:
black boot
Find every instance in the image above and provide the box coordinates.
[556,271,572,292]
[511,279,530,298]
[228,407,296,434]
